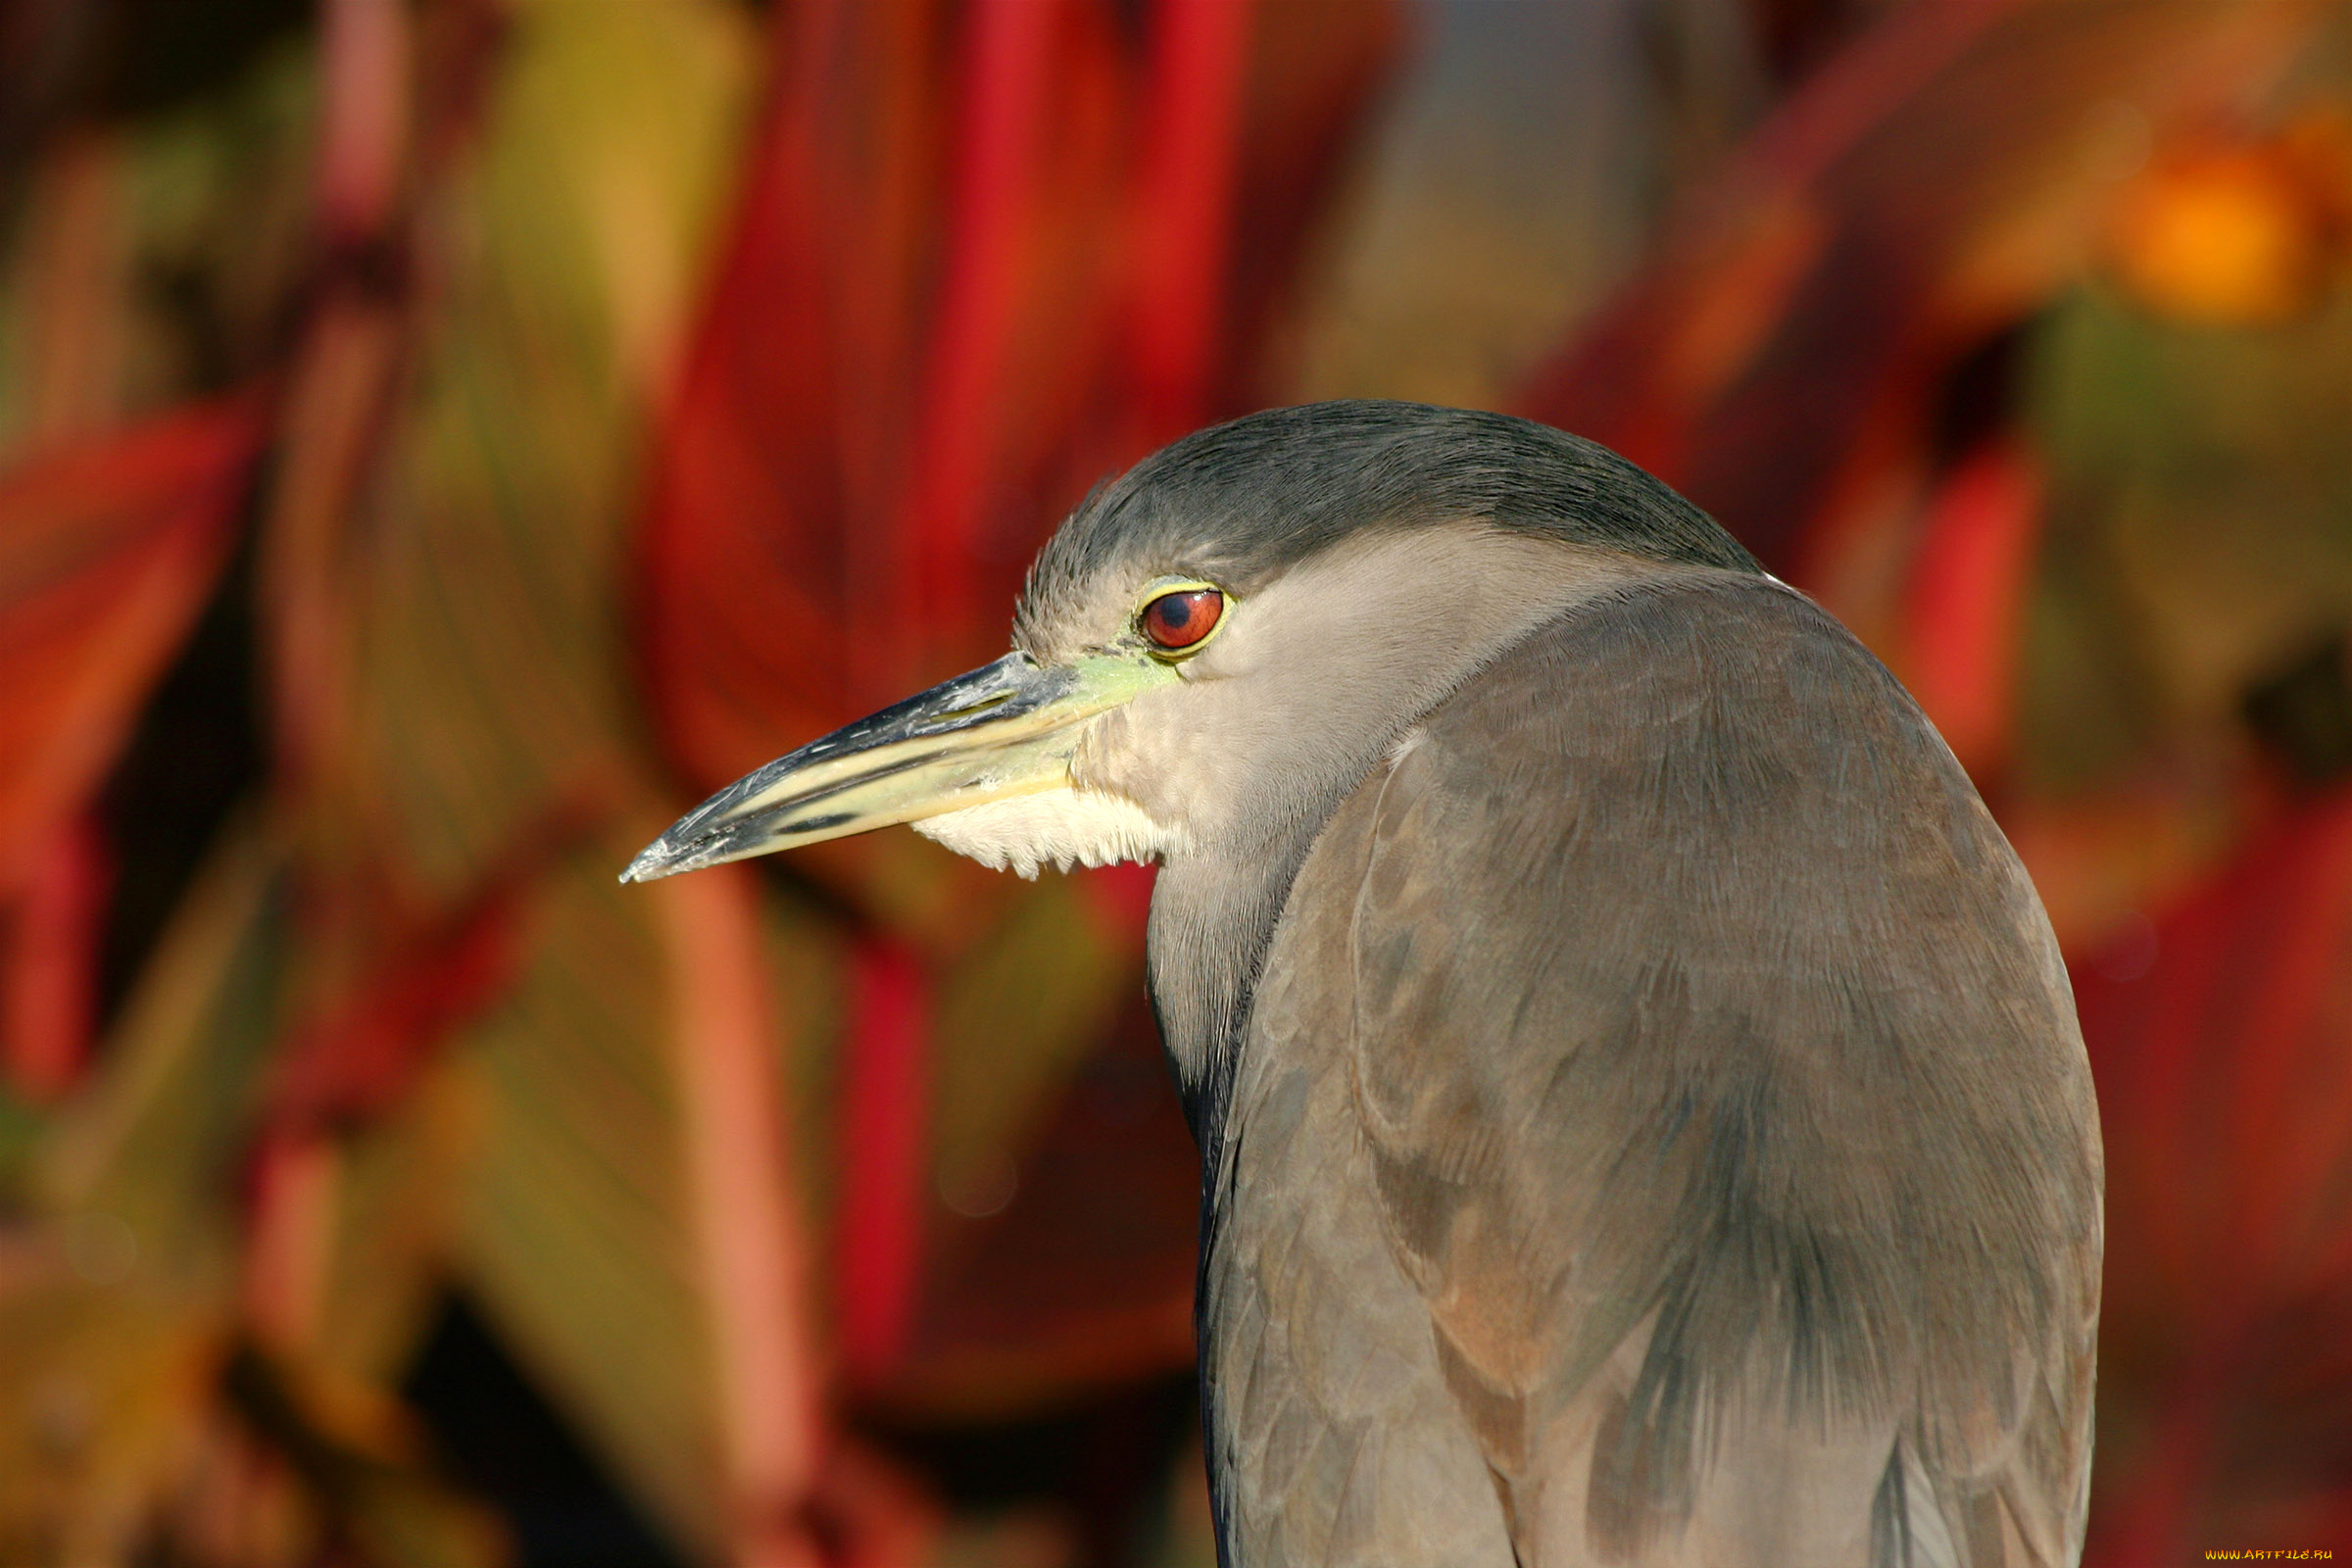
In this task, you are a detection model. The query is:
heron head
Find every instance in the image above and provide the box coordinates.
[620,401,1754,886]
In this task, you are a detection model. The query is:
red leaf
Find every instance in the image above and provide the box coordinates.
[1128,0,1256,436]
[264,799,594,1133]
[2082,790,2352,1311]
[1897,438,2043,778]
[0,396,263,888]
[0,813,110,1101]
[836,940,931,1386]
[883,997,1198,1417]
[265,892,524,1133]
[902,0,1068,639]
[2076,786,2352,1556]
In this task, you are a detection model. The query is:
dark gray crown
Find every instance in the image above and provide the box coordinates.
[1016,401,1757,641]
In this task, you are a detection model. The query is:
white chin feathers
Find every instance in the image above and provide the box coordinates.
[913,787,1176,879]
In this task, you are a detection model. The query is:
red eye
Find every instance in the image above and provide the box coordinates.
[1141,588,1223,651]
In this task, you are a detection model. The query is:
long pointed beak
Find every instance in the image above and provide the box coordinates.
[619,651,1162,883]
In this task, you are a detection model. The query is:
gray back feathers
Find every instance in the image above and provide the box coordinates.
[1205,573,2098,1566]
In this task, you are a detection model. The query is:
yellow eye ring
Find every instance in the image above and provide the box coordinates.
[1136,581,1226,656]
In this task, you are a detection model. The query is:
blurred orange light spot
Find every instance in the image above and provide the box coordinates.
[2105,125,2349,324]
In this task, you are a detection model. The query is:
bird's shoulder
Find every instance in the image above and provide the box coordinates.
[1262,568,2100,1567]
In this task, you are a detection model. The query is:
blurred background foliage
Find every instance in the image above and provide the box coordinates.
[3,0,2352,1564]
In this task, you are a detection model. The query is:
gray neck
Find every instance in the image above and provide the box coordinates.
[1147,829,1320,1153]
[1129,529,1685,1154]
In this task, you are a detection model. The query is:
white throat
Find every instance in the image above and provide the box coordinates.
[913,785,1180,879]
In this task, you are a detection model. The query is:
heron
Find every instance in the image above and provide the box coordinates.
[623,402,2101,1568]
